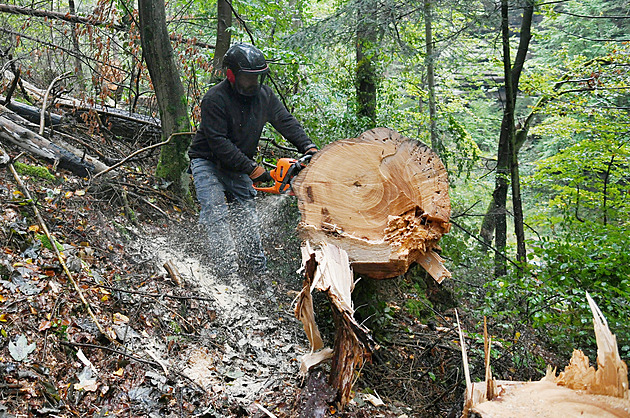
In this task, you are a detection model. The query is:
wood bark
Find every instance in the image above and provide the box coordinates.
[138,0,192,195]
[292,127,451,282]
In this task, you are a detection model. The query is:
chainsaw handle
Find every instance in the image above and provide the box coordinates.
[254,184,280,193]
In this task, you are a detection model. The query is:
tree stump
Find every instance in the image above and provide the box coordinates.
[292,127,451,282]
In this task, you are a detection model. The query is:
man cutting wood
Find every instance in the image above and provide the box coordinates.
[188,43,317,286]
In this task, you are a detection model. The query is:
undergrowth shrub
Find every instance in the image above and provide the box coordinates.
[484,220,630,361]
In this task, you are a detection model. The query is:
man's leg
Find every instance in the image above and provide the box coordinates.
[190,159,239,278]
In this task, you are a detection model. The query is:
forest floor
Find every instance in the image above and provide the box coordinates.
[0,122,552,417]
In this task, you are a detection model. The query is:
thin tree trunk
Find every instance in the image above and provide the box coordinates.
[68,0,85,91]
[485,0,534,275]
[510,2,534,268]
[424,0,440,154]
[213,0,232,76]
[355,1,378,124]
[138,0,192,196]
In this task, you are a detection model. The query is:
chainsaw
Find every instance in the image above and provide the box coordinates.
[253,154,312,195]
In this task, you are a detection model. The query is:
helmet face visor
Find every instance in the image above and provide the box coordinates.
[235,71,267,96]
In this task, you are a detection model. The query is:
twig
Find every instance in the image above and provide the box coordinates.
[92,131,193,179]
[253,402,278,418]
[8,161,113,342]
[39,71,72,136]
[95,284,215,302]
[61,341,160,368]
[125,189,169,217]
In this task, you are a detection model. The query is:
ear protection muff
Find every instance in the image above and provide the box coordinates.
[226,69,235,83]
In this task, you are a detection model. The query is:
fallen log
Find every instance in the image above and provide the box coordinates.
[292,127,451,282]
[462,292,630,417]
[2,71,161,143]
[0,104,111,177]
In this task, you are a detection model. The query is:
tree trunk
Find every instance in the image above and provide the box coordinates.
[424,0,441,154]
[292,127,451,282]
[510,2,534,267]
[138,0,192,196]
[484,0,534,276]
[213,0,232,76]
[355,1,378,124]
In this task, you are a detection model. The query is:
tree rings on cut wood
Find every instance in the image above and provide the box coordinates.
[292,127,451,282]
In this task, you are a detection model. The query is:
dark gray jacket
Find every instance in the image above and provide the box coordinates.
[188,79,314,174]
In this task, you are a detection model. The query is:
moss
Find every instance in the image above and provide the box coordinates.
[14,162,57,183]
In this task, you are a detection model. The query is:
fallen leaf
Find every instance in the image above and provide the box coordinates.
[113,313,129,325]
[113,368,124,377]
[74,366,98,392]
[77,349,98,374]
[9,334,36,362]
[39,320,52,332]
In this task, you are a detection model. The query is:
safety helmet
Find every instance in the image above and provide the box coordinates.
[223,43,269,96]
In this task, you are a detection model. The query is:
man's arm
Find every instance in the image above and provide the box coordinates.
[268,93,317,154]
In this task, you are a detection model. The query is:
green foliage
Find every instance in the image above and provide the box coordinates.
[483,221,630,360]
[526,130,630,226]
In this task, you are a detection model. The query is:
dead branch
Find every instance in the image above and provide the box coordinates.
[94,284,216,303]
[92,131,193,179]
[8,161,113,342]
[0,4,214,49]
[40,71,73,136]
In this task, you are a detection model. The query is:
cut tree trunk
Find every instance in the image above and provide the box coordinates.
[292,127,451,282]
[295,242,374,410]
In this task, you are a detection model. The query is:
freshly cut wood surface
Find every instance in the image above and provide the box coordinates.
[470,380,630,418]
[292,127,451,280]
[464,292,630,417]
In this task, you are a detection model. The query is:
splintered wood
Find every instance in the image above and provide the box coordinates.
[292,127,451,282]
[463,292,630,417]
[295,242,373,408]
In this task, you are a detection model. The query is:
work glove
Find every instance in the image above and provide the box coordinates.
[305,146,318,156]
[249,165,272,183]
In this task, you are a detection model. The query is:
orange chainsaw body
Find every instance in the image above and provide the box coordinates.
[253,154,311,195]
[253,158,299,195]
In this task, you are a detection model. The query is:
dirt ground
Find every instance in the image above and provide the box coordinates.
[0,138,476,417]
